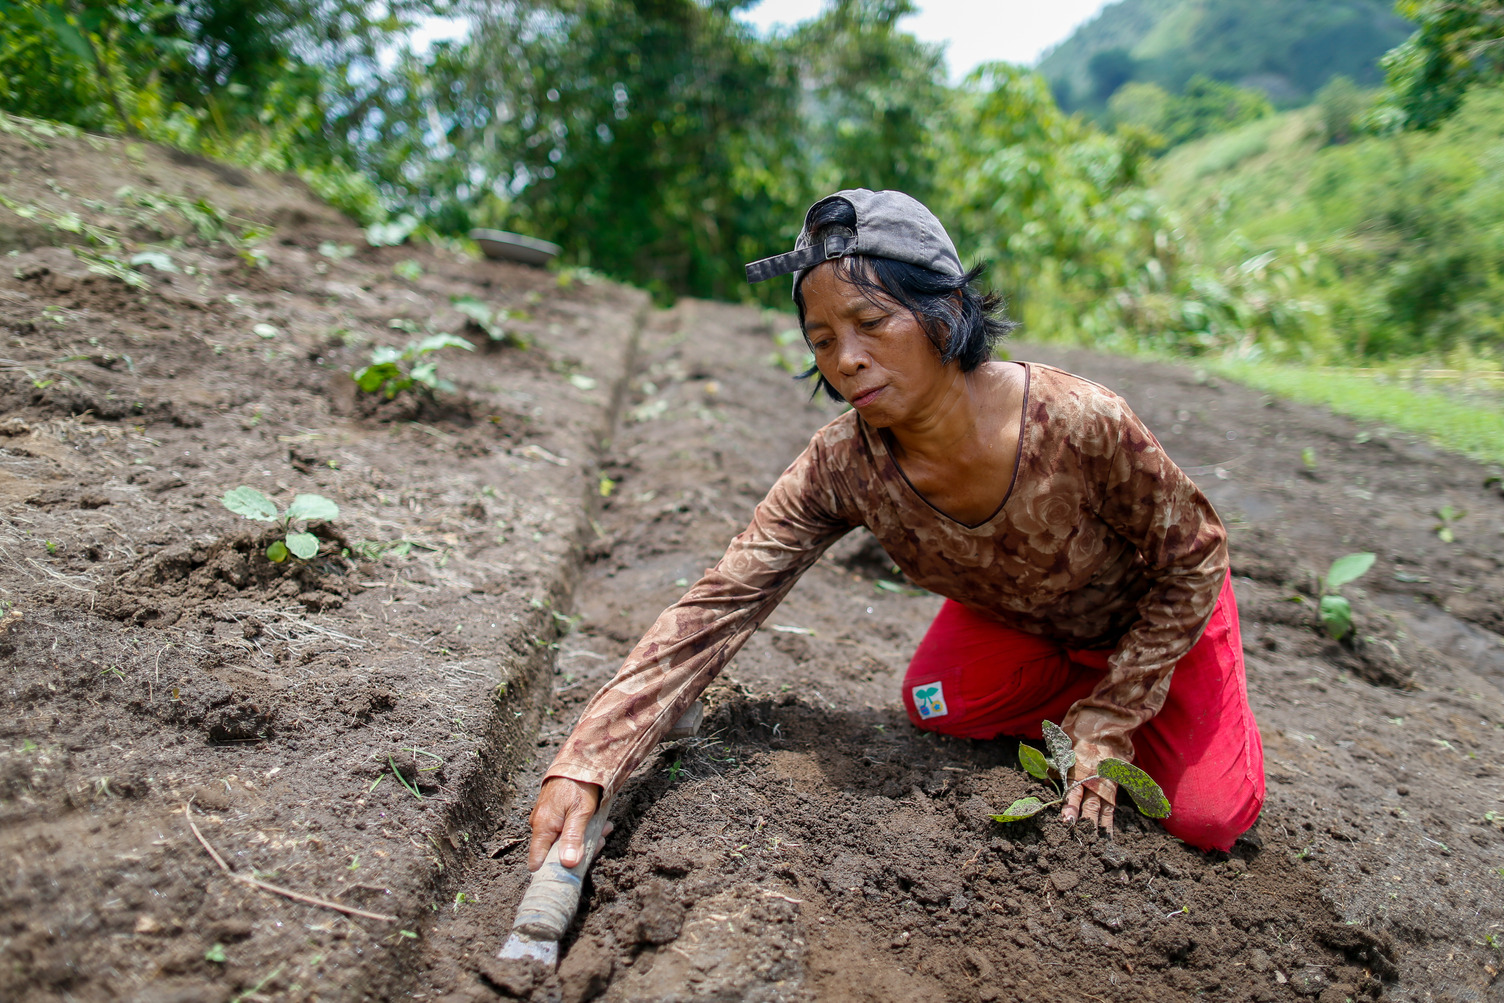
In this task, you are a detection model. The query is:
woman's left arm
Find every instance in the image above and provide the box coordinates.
[1061,395,1228,823]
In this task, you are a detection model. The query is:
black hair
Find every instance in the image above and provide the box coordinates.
[790,197,1016,402]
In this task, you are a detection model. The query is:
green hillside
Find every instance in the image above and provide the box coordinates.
[1152,87,1504,361]
[1040,0,1413,109]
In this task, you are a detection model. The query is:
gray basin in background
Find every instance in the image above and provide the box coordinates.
[469,228,561,267]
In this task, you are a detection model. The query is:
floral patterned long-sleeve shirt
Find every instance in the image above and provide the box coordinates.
[545,363,1228,796]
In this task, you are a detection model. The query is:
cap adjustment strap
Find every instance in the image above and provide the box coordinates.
[744,228,854,284]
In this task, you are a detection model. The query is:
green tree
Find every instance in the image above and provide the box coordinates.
[1374,0,1504,131]
[786,0,950,205]
[373,0,807,302]
[1315,74,1368,144]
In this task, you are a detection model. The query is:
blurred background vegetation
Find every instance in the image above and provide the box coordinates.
[2,0,1503,382]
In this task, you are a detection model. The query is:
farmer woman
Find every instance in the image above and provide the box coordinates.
[528,189,1265,869]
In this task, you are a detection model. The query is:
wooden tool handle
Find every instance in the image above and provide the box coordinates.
[509,701,700,940]
[512,801,611,940]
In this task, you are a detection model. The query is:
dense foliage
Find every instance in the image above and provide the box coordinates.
[1372,0,1504,131]
[0,0,1500,367]
[0,0,412,221]
[1108,76,1274,147]
[1156,89,1504,361]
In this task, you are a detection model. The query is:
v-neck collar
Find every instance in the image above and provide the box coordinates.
[862,360,1032,531]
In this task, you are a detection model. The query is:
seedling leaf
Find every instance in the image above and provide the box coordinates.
[1018,742,1051,781]
[285,532,320,560]
[414,332,474,355]
[1325,552,1375,592]
[222,486,278,522]
[353,362,399,394]
[991,797,1047,823]
[266,539,289,563]
[1097,758,1171,818]
[1041,720,1076,777]
[286,494,339,523]
[1320,594,1353,640]
[130,250,177,273]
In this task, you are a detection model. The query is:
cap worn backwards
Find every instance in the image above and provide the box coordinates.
[744,189,964,296]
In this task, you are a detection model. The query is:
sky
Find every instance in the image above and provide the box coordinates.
[736,0,1117,78]
[407,2,1118,78]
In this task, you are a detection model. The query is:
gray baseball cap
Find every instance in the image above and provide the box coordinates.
[744,188,964,293]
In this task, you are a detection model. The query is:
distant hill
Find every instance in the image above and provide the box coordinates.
[1039,0,1413,110]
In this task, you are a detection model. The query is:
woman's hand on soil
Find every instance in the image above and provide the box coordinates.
[1061,769,1118,831]
[528,777,602,871]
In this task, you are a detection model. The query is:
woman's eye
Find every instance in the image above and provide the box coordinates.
[860,316,885,330]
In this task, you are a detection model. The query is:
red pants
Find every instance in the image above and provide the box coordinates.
[902,573,1264,851]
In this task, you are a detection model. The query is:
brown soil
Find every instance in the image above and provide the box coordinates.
[2,119,1501,1003]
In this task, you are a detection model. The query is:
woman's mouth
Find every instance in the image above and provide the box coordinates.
[849,385,885,408]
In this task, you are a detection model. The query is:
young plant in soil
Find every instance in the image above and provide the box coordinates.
[1317,551,1375,641]
[991,720,1171,824]
[451,295,531,349]
[352,332,473,399]
[221,487,340,563]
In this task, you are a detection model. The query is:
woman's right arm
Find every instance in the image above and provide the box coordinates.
[527,430,856,869]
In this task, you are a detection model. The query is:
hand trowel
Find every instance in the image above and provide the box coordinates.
[497,700,705,968]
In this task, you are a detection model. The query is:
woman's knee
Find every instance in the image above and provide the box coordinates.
[1158,788,1264,852]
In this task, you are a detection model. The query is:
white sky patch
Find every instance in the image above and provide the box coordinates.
[738,0,1115,78]
[382,14,470,70]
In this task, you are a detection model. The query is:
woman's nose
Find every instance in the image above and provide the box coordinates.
[835,333,868,374]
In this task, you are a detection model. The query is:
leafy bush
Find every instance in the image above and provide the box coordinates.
[352,332,473,399]
[221,487,340,563]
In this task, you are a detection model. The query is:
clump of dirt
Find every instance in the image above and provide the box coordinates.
[98,526,357,626]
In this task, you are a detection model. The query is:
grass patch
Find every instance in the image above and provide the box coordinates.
[1212,360,1504,466]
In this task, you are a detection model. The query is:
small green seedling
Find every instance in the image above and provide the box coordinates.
[1318,551,1375,641]
[221,487,340,563]
[352,333,473,399]
[1433,506,1464,543]
[991,720,1171,824]
[451,295,531,349]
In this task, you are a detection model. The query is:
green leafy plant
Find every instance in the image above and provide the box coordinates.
[220,487,340,563]
[1318,551,1376,640]
[991,720,1171,824]
[451,296,531,349]
[352,333,473,399]
[1433,505,1464,543]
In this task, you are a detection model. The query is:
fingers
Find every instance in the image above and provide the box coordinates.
[527,812,562,873]
[527,793,566,872]
[1062,779,1118,831]
[1060,781,1085,825]
[556,797,593,868]
[527,778,601,872]
[1080,787,1104,826]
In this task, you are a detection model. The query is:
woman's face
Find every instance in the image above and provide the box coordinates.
[801,262,956,428]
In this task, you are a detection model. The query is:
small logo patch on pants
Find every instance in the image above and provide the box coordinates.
[912,682,948,719]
